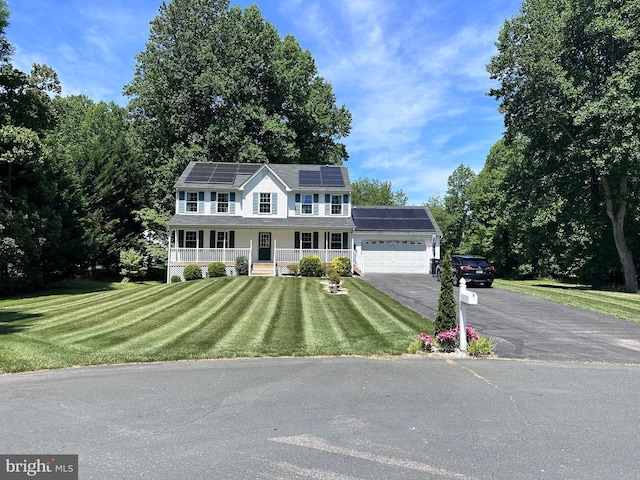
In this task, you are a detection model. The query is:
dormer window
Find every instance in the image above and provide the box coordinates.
[260,193,271,213]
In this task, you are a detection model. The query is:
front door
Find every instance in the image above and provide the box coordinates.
[258,232,271,261]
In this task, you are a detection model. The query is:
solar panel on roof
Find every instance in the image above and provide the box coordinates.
[352,208,434,231]
[185,162,262,184]
[299,170,322,186]
[185,163,216,183]
[320,166,345,186]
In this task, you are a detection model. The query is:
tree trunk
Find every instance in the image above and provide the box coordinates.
[602,175,638,293]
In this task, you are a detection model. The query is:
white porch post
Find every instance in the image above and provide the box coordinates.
[273,237,277,276]
[249,238,253,276]
[166,228,172,283]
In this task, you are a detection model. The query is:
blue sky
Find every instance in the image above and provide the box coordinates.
[6,0,522,205]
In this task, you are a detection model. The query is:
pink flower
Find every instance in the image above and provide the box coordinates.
[419,332,433,345]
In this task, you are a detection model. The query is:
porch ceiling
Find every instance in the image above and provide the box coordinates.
[168,215,355,229]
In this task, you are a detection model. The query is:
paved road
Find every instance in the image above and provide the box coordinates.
[1,358,639,480]
[362,274,640,364]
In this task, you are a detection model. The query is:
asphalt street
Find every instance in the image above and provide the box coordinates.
[362,274,640,364]
[2,275,639,479]
[1,358,639,480]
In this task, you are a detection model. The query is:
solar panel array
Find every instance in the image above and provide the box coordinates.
[298,166,345,187]
[185,163,261,184]
[352,207,434,231]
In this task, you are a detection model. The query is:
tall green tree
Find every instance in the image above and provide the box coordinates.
[47,96,145,274]
[0,1,69,293]
[488,0,640,292]
[442,164,475,252]
[125,0,351,211]
[351,177,408,206]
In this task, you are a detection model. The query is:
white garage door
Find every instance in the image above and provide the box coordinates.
[361,240,427,274]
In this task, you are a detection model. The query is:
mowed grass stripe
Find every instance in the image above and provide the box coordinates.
[161,277,269,353]
[346,279,427,335]
[210,278,291,354]
[299,279,348,353]
[3,288,135,317]
[80,280,229,350]
[256,278,305,354]
[117,277,251,353]
[49,282,212,345]
[28,285,180,336]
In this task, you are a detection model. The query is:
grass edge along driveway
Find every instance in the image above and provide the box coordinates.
[0,277,434,373]
[494,279,640,323]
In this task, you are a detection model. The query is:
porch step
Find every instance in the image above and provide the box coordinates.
[251,263,274,277]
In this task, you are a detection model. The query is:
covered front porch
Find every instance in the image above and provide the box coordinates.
[167,226,354,280]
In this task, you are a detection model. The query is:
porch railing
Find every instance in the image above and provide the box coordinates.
[275,249,353,265]
[169,248,251,264]
[169,247,352,266]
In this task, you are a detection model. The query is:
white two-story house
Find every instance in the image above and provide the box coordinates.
[167,161,442,280]
[167,161,355,279]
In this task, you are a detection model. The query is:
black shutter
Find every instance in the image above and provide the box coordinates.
[211,192,217,201]
[313,194,319,202]
[313,232,319,249]
[295,194,300,202]
[198,230,204,249]
[229,231,235,248]
[342,232,349,249]
[178,230,184,248]
[294,232,300,248]
[210,231,216,248]
[230,192,235,201]
[178,191,185,201]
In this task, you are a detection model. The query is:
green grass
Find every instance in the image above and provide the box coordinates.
[494,279,640,322]
[0,277,434,373]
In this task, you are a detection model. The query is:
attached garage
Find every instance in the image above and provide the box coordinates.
[360,239,427,273]
[352,207,441,275]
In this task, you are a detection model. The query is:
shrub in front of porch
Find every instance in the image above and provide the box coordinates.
[235,256,249,276]
[183,264,203,281]
[332,256,352,277]
[299,255,322,277]
[208,262,227,277]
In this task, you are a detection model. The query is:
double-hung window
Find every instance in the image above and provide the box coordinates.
[186,192,198,212]
[217,193,229,213]
[331,195,342,215]
[301,232,312,249]
[330,233,342,249]
[259,193,271,213]
[301,195,313,214]
[185,231,197,248]
[216,231,228,248]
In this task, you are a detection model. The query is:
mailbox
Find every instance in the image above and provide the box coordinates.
[459,289,478,305]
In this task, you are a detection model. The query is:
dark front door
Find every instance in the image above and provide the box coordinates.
[258,232,271,261]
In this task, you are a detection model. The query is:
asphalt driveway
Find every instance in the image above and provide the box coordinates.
[362,274,640,364]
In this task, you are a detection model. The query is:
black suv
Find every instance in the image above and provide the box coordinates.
[436,255,494,287]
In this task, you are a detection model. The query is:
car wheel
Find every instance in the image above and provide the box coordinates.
[486,281,493,288]
[435,267,441,281]
[453,275,459,287]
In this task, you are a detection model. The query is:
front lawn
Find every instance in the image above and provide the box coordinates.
[0,277,434,373]
[494,279,640,322]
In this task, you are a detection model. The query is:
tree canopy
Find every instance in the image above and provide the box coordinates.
[351,177,407,206]
[487,0,640,292]
[126,0,352,211]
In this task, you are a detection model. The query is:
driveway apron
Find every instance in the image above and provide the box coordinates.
[362,273,640,364]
